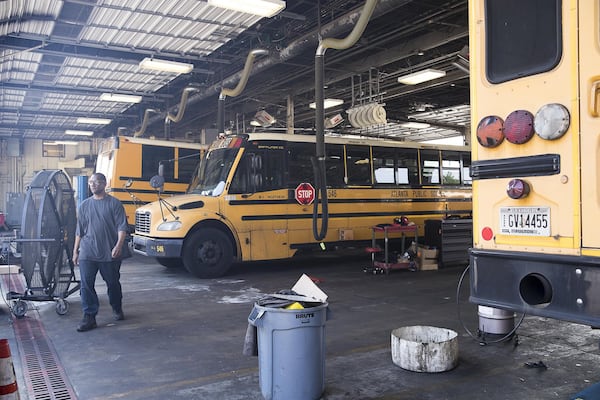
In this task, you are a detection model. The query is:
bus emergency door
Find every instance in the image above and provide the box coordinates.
[580,1,600,250]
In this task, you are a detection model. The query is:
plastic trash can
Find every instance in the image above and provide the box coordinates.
[248,302,329,400]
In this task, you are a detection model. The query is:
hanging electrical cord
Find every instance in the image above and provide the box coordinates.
[456,264,525,345]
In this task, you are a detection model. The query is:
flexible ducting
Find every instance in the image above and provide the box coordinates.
[217,49,268,133]
[133,108,159,137]
[312,0,379,241]
[166,87,200,123]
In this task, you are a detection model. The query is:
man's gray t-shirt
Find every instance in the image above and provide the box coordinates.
[76,195,128,262]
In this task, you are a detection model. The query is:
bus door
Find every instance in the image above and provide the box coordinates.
[229,146,289,260]
[580,1,600,250]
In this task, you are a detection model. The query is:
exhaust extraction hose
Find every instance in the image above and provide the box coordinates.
[312,0,378,241]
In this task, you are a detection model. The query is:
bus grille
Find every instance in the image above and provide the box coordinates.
[135,211,151,234]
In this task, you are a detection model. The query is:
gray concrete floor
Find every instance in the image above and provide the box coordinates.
[1,251,600,399]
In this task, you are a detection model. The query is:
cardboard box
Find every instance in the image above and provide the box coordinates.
[339,229,354,241]
[419,261,438,271]
[418,245,439,260]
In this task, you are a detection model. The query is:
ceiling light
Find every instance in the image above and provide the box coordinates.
[53,140,80,146]
[208,0,286,18]
[65,130,94,136]
[100,93,142,103]
[397,68,446,85]
[77,117,112,125]
[250,120,261,127]
[139,58,193,74]
[309,98,344,109]
[400,122,431,129]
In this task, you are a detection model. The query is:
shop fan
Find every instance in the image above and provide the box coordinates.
[8,170,80,318]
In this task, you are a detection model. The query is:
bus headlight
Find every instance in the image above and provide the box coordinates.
[157,220,182,231]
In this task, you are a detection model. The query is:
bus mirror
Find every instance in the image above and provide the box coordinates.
[150,175,165,191]
[158,162,164,177]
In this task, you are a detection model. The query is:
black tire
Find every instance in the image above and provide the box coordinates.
[156,257,184,269]
[182,228,234,278]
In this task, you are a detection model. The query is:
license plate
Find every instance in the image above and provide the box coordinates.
[499,206,550,236]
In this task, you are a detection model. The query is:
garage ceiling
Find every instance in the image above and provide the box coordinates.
[0,0,470,144]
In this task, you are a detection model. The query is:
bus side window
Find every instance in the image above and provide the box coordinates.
[461,153,472,185]
[372,146,396,184]
[397,149,418,185]
[288,143,314,187]
[346,145,372,186]
[178,148,201,183]
[142,145,174,181]
[420,149,440,184]
[325,144,344,188]
[441,151,461,184]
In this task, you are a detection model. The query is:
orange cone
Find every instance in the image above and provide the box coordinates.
[0,339,19,399]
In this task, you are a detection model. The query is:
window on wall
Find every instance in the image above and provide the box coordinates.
[346,145,372,185]
[420,149,440,184]
[42,143,65,158]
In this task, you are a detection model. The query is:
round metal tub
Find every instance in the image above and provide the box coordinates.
[391,325,458,373]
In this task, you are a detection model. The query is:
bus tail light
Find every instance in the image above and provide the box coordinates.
[503,110,534,144]
[534,103,570,140]
[476,116,504,147]
[506,179,530,199]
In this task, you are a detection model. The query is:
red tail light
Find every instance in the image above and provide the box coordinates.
[507,179,530,199]
[504,110,534,144]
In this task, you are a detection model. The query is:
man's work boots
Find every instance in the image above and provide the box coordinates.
[77,314,97,332]
[113,308,125,321]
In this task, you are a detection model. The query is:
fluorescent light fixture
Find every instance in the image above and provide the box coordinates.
[53,140,80,146]
[77,117,112,125]
[400,122,431,129]
[100,93,143,103]
[208,0,286,17]
[250,120,261,127]
[65,130,94,136]
[397,68,446,85]
[139,58,193,74]
[309,98,344,109]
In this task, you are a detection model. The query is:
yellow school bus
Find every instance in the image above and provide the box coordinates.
[132,132,472,277]
[469,0,600,326]
[95,136,207,229]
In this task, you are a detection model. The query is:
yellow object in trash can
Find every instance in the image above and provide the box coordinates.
[285,302,304,310]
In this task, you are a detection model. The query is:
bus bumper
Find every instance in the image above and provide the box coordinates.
[469,248,600,327]
[132,235,183,258]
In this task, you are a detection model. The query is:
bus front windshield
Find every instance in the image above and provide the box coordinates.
[188,147,239,196]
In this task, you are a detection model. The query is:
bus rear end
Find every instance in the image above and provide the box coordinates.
[469,0,600,326]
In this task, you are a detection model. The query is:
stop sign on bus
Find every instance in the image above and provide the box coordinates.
[295,182,315,205]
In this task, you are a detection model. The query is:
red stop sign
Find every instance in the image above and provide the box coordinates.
[295,182,315,205]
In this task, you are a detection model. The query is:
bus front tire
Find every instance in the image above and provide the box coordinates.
[182,229,233,278]
[156,257,183,269]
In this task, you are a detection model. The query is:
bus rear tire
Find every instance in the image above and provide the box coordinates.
[156,257,183,269]
[182,228,233,278]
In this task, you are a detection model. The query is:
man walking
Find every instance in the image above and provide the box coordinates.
[73,172,128,332]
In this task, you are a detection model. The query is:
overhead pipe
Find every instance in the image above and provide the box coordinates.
[217,49,268,134]
[166,86,200,123]
[145,0,408,129]
[311,0,379,241]
[133,108,159,137]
